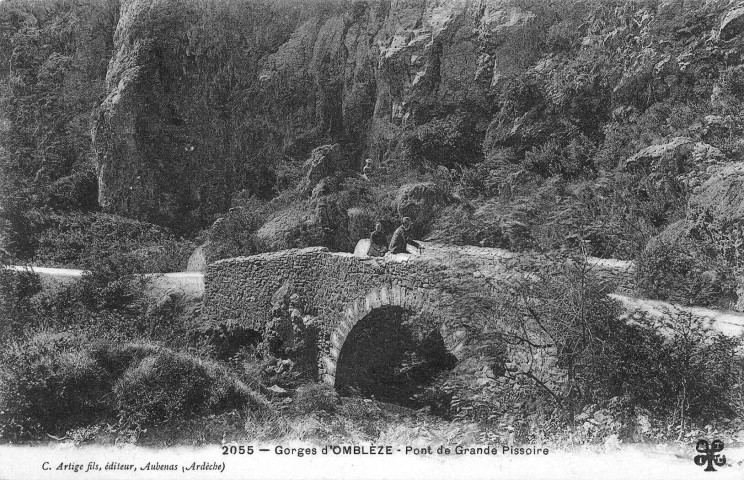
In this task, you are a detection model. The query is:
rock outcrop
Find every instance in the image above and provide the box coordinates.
[688,162,744,239]
[623,137,696,172]
[299,144,345,195]
[719,2,744,41]
[254,209,311,252]
[394,182,453,229]
[92,0,537,226]
[81,0,744,269]
[645,219,688,251]
[653,163,744,310]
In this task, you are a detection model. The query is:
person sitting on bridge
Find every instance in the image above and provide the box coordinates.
[389,217,422,255]
[368,221,388,257]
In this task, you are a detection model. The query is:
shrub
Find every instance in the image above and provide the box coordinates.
[32,212,192,272]
[489,254,625,426]
[114,349,263,428]
[637,237,737,308]
[427,202,534,250]
[192,324,263,361]
[0,336,268,439]
[467,251,740,436]
[728,359,744,419]
[399,112,485,168]
[206,197,275,260]
[128,239,196,274]
[44,169,98,211]
[614,310,738,426]
[0,333,111,439]
[293,383,340,414]
[0,267,41,341]
[73,268,148,313]
[455,148,525,200]
[523,134,597,179]
[11,268,193,346]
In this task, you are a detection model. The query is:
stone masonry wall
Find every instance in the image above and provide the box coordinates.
[205,246,498,383]
[204,243,638,384]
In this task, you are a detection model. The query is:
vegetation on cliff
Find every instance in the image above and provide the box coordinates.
[2,0,744,274]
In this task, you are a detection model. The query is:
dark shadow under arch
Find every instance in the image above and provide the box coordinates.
[334,306,457,408]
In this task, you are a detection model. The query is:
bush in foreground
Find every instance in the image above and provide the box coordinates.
[0,334,267,440]
[448,252,740,441]
[115,349,266,428]
[293,383,340,414]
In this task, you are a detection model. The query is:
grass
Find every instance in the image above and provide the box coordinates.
[0,334,268,440]
[80,395,488,448]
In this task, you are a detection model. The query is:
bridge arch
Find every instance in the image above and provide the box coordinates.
[320,283,466,385]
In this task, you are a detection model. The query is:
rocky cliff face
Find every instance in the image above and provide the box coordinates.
[10,0,744,270]
[91,0,535,228]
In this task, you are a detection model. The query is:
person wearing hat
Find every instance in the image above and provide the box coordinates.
[388,217,422,255]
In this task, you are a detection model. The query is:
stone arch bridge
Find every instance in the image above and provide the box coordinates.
[203,243,636,385]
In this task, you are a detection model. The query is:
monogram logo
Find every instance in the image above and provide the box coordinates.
[694,439,726,472]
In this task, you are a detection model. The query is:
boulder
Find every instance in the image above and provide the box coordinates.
[719,3,744,41]
[255,209,309,251]
[624,138,724,191]
[393,182,453,228]
[688,163,744,238]
[310,177,334,200]
[687,163,744,310]
[299,144,344,195]
[186,242,208,272]
[692,142,725,165]
[613,49,680,105]
[644,219,688,253]
[267,385,288,396]
[353,238,371,256]
[623,137,695,173]
[271,281,292,308]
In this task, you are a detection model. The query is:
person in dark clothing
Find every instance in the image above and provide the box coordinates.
[368,221,387,257]
[389,217,422,254]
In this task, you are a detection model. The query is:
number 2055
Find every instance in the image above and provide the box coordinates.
[222,445,254,455]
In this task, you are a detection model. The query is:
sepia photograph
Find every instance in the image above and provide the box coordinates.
[1,0,744,478]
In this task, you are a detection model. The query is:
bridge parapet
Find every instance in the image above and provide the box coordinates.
[204,245,514,326]
[204,244,638,381]
[204,246,514,380]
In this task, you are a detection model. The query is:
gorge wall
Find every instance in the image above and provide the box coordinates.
[90,0,536,227]
[7,0,744,297]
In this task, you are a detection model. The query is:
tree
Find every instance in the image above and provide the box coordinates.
[629,308,737,438]
[481,246,738,438]
[487,248,623,429]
